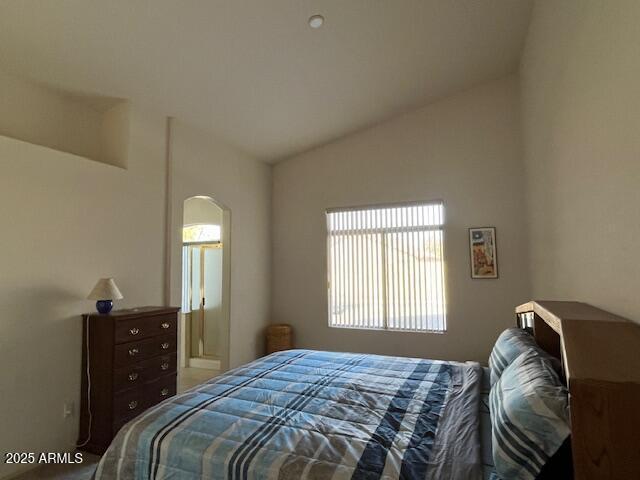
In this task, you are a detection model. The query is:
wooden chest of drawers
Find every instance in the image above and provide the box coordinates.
[78,306,180,454]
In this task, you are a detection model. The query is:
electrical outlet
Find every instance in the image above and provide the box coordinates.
[63,401,75,418]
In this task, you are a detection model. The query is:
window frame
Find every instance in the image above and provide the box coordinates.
[325,199,447,334]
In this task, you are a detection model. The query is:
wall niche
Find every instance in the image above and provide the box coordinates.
[0,69,130,168]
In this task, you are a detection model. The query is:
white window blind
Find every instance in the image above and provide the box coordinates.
[326,201,446,332]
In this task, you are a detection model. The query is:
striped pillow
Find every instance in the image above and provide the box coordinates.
[489,328,546,385]
[489,349,570,480]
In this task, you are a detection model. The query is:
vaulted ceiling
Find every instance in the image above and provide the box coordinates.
[0,1,533,162]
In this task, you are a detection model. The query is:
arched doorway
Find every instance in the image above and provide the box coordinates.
[180,196,230,382]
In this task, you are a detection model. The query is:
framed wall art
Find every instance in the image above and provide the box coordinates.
[469,227,498,279]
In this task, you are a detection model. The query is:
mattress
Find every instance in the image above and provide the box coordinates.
[94,350,483,480]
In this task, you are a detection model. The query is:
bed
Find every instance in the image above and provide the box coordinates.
[94,300,640,480]
[95,350,483,479]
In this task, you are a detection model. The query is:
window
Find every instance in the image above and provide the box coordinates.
[326,201,446,332]
[182,224,221,243]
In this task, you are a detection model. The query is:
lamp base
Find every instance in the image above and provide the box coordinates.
[96,300,113,314]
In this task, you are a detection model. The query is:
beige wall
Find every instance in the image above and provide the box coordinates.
[0,91,271,478]
[272,76,530,363]
[521,0,640,323]
[168,120,272,369]
[0,107,166,479]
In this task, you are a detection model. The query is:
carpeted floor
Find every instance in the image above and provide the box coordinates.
[178,366,220,392]
[10,453,100,480]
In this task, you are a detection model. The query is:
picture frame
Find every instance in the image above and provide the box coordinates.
[469,227,498,279]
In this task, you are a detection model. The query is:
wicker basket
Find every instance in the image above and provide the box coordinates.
[266,324,293,354]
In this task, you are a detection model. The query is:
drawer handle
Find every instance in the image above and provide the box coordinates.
[160,362,169,371]
[129,327,140,336]
[128,348,139,356]
[160,322,170,329]
[160,342,170,350]
[128,372,139,381]
[128,400,138,410]
[161,388,169,397]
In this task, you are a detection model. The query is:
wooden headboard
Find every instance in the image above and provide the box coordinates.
[515,300,640,480]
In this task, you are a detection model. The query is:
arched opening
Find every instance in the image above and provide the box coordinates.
[180,196,230,382]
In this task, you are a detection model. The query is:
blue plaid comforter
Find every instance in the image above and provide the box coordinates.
[95,350,482,479]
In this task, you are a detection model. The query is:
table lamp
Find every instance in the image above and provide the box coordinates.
[87,277,123,314]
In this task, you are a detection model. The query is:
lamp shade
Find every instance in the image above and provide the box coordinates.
[87,278,123,301]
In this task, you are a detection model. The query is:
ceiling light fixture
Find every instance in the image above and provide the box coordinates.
[308,14,324,29]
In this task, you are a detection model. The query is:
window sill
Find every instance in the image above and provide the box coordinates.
[328,324,446,334]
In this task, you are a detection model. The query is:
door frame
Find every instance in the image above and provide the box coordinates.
[178,196,231,373]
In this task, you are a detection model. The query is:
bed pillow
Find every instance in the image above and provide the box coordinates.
[489,328,551,385]
[489,349,571,480]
